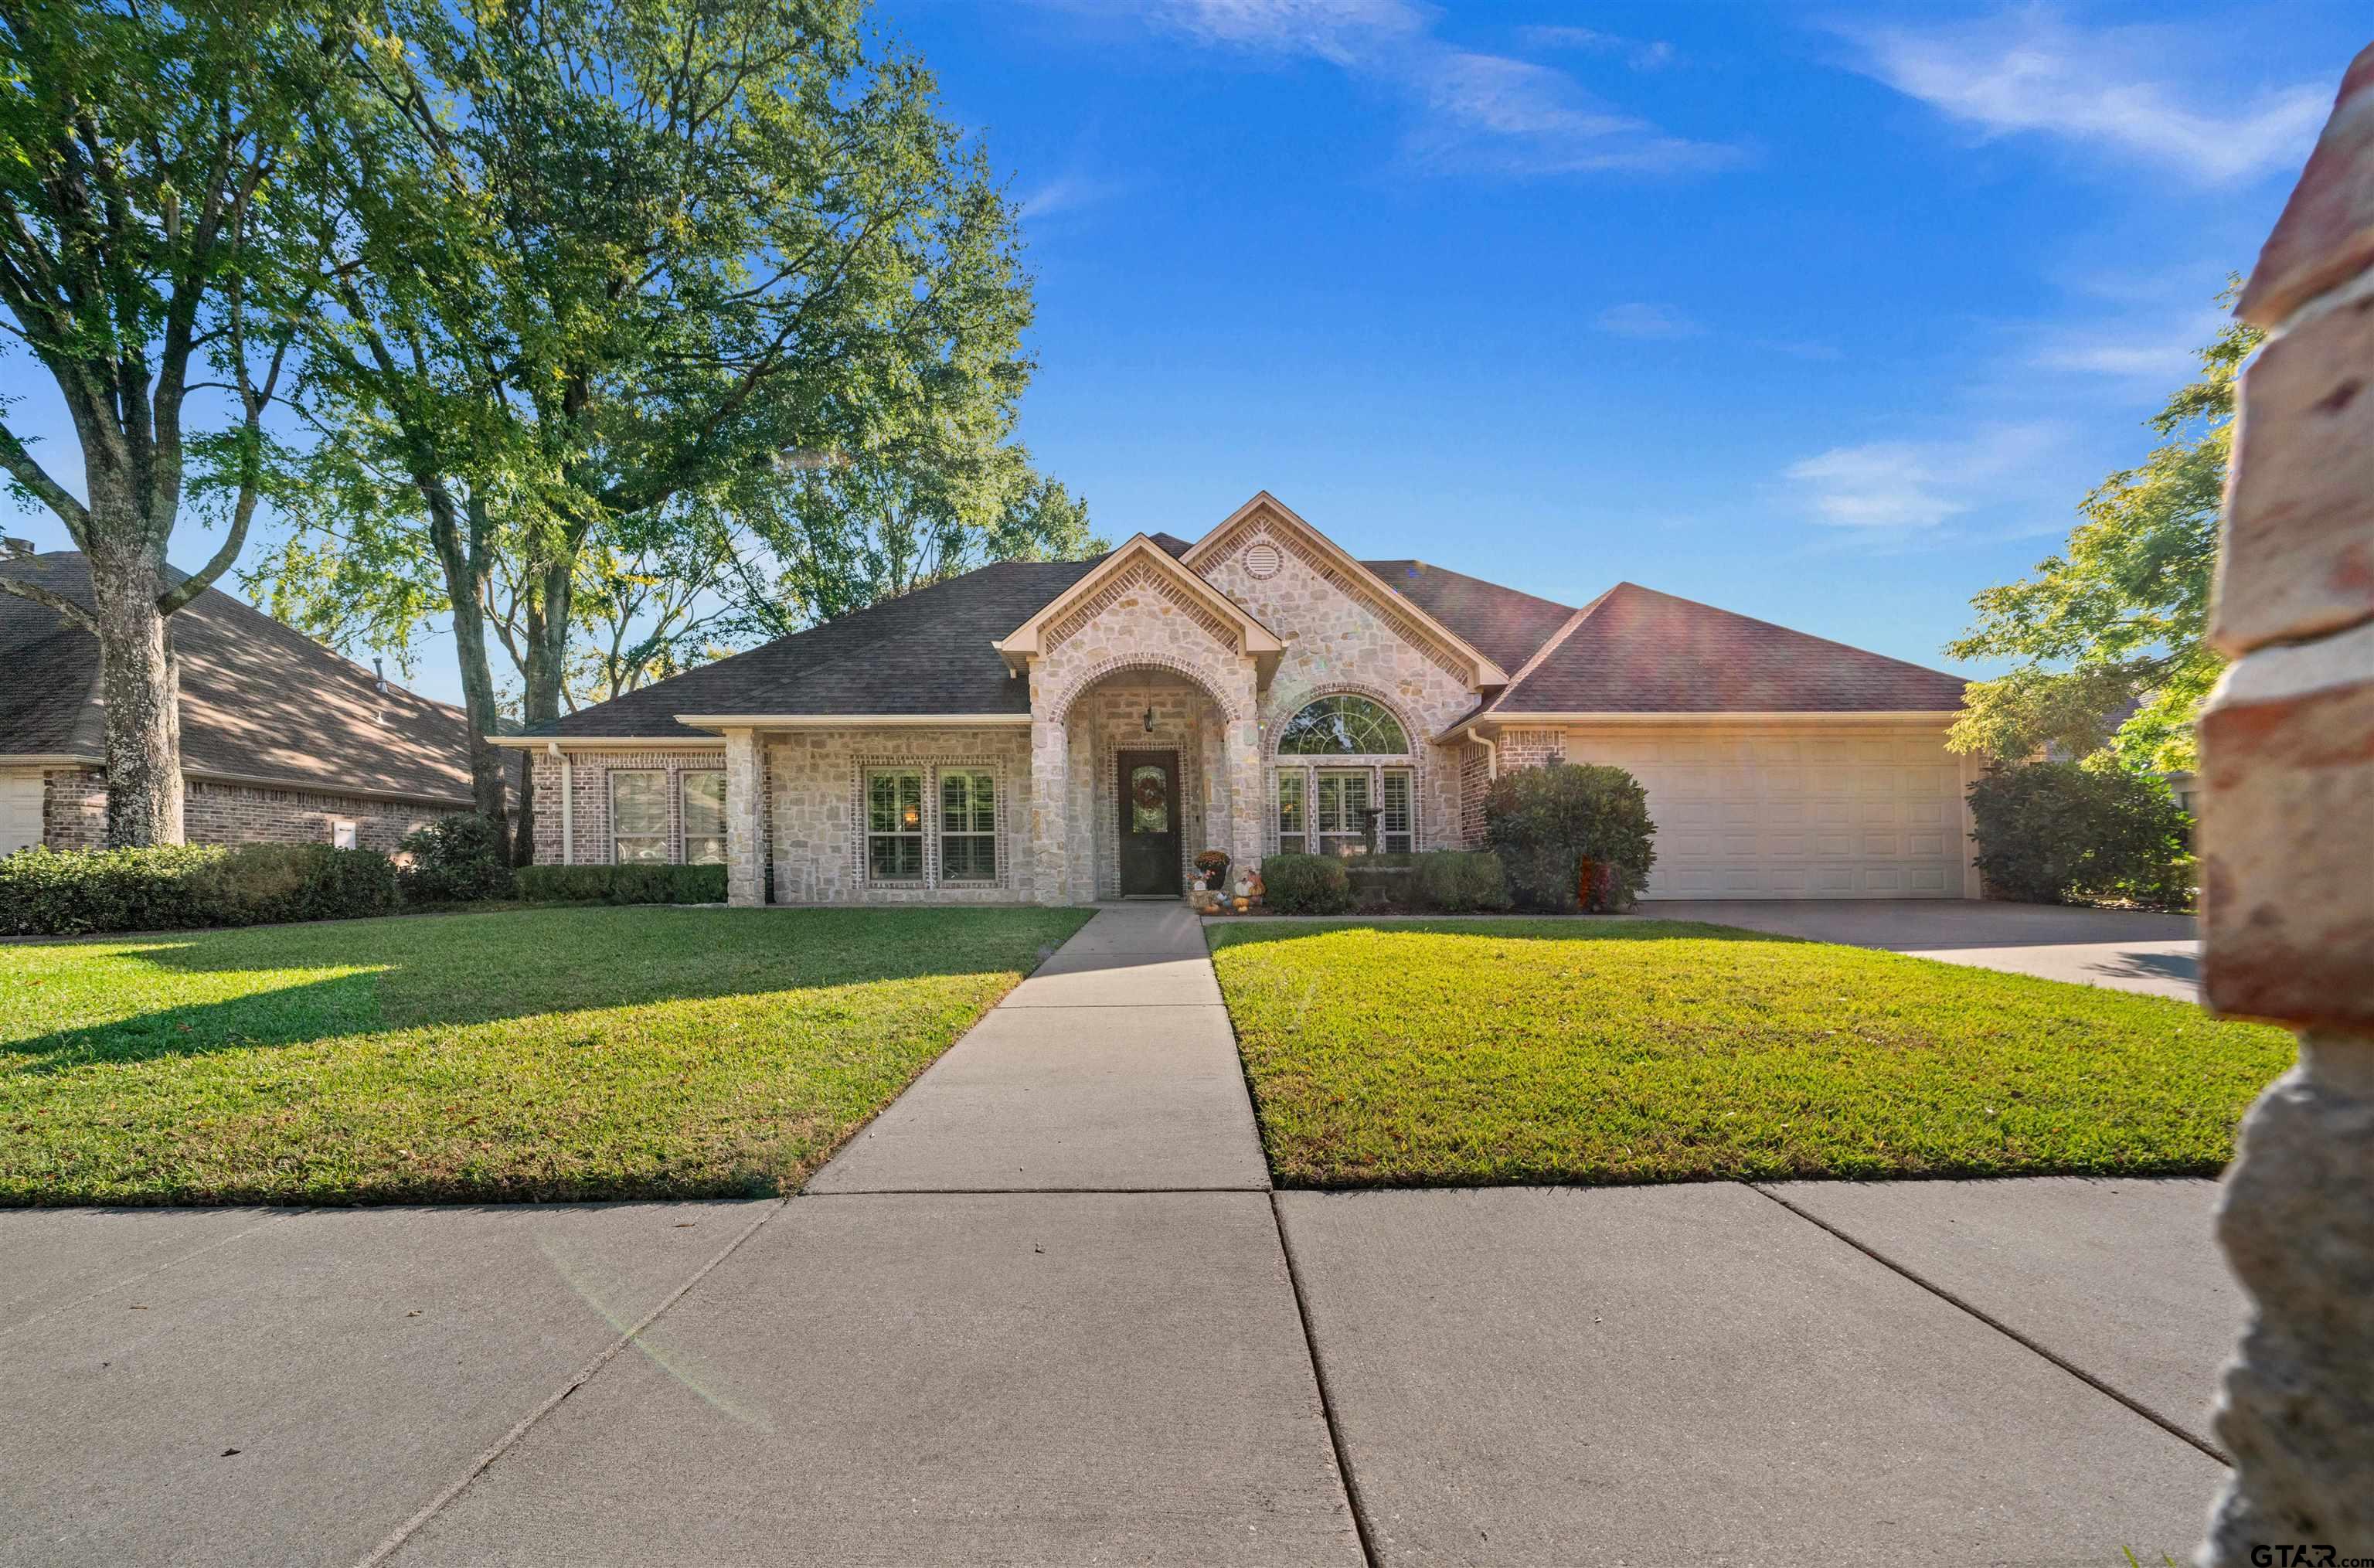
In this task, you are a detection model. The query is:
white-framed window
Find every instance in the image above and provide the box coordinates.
[939,770,997,882]
[1315,770,1372,857]
[866,768,925,881]
[1379,767,1413,854]
[332,819,359,851]
[1276,770,1306,854]
[681,770,726,865]
[611,771,668,863]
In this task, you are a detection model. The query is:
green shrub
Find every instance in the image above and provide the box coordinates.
[1413,850,1512,913]
[1261,852,1352,915]
[1968,762,2194,910]
[0,842,397,936]
[399,813,515,903]
[1483,762,1657,913]
[515,862,729,905]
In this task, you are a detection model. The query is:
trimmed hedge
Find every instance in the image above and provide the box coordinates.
[0,842,399,937]
[515,862,728,905]
[1484,762,1657,913]
[397,814,515,903]
[1413,850,1512,913]
[1261,853,1352,915]
[1968,761,2193,910]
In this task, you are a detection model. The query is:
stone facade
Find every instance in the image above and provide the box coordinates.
[2197,43,2374,1566]
[1199,512,1481,857]
[32,764,453,853]
[763,726,1031,904]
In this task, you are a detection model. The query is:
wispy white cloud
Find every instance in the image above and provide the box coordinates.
[1016,173,1132,221]
[1784,423,2065,535]
[1517,25,1675,72]
[1117,0,1740,178]
[1595,301,1704,339]
[1832,9,2326,183]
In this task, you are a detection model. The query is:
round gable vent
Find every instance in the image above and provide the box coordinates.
[1242,540,1283,580]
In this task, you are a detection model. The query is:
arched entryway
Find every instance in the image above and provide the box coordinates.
[1049,660,1244,901]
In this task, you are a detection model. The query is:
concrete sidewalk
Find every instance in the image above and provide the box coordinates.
[3,904,2240,1566]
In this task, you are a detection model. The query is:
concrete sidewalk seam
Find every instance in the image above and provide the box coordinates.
[1746,1182,2231,1466]
[0,1206,315,1345]
[352,1196,789,1568]
[1268,1192,1382,1568]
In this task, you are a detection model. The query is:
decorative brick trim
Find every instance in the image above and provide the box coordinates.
[1049,651,1251,725]
[1043,563,1242,655]
[1204,512,1471,682]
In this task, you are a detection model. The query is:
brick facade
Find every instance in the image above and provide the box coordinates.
[32,764,455,854]
[526,747,732,869]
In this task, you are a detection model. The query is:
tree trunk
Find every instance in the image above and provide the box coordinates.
[85,541,185,847]
[422,488,512,845]
[513,551,574,866]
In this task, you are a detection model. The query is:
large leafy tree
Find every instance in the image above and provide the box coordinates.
[257,0,1037,854]
[1947,294,2260,774]
[737,434,1099,631]
[0,0,337,843]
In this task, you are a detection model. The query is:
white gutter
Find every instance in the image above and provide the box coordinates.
[549,741,572,865]
[486,734,725,750]
[1471,730,1497,781]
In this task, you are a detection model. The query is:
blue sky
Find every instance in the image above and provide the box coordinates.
[5,2,2362,706]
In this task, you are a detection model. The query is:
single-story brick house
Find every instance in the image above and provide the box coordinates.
[494,493,1979,905]
[1,549,488,855]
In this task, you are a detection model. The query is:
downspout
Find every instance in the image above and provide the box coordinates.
[1472,729,1498,781]
[548,741,573,864]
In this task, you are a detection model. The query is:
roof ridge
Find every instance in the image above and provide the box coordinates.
[1366,558,1577,619]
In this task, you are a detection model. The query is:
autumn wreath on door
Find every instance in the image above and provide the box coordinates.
[1132,772,1166,811]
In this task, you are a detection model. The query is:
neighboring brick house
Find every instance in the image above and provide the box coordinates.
[498,492,1980,906]
[2,549,485,855]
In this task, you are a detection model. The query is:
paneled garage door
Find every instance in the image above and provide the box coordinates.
[1556,727,1973,900]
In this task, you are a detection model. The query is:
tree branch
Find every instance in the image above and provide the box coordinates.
[0,572,100,634]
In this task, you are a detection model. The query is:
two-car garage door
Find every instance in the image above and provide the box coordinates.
[1556,726,1974,900]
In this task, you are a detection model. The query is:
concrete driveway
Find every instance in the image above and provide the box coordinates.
[1648,898,2202,1001]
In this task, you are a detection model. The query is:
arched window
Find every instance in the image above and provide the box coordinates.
[1276,695,1408,756]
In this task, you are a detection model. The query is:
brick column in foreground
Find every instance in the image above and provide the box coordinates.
[723,727,764,908]
[2198,42,2374,1566]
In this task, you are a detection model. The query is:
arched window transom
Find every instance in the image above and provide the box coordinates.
[1277,695,1408,756]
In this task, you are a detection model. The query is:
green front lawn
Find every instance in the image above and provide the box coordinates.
[2,905,1089,1205]
[1208,920,2292,1187]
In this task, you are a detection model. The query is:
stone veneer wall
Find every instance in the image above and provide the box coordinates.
[529,748,730,867]
[40,764,454,853]
[2192,45,2374,1563]
[1029,573,1261,904]
[765,726,1032,904]
[1197,516,1486,855]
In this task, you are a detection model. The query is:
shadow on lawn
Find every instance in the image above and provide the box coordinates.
[5,905,1083,1072]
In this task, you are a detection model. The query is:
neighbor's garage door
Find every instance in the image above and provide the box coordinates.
[1,770,43,856]
[1557,726,1971,900]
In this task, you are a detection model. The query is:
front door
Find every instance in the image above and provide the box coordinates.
[1117,750,1182,896]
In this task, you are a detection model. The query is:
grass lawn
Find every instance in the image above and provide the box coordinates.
[2,904,1089,1205]
[1207,920,2294,1188]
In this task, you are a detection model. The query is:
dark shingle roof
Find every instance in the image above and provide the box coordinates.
[1,552,480,801]
[529,560,1100,737]
[1362,560,1577,674]
[1493,582,1967,714]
